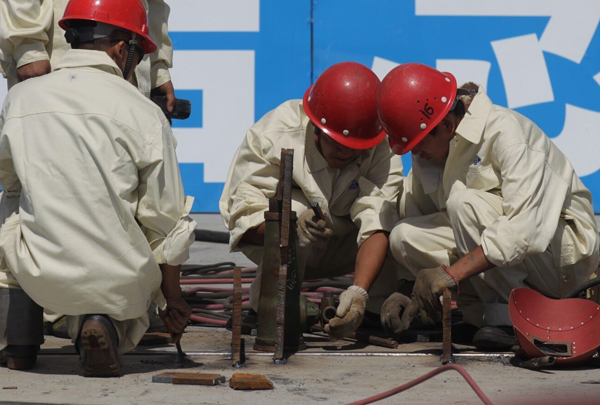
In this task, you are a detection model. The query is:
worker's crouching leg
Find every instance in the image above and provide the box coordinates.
[389,211,458,277]
[0,287,44,370]
[0,214,44,370]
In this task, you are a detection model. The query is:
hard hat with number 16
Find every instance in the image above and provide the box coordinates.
[377,63,458,155]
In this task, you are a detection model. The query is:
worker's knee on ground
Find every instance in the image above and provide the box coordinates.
[446,189,482,229]
[0,288,44,346]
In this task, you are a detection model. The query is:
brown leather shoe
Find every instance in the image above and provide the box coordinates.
[0,345,39,370]
[78,315,122,377]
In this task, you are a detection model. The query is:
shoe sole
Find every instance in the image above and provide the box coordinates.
[80,318,122,377]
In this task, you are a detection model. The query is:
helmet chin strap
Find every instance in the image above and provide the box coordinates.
[122,33,138,81]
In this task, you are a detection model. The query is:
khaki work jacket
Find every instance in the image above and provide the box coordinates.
[0,50,195,319]
[220,100,403,253]
[0,0,173,94]
[401,86,599,269]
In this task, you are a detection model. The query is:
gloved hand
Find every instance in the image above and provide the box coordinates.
[297,208,333,247]
[409,266,456,325]
[325,286,367,340]
[380,292,412,338]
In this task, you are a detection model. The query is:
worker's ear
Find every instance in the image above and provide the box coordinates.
[107,40,128,75]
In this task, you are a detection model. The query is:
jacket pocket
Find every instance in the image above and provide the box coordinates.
[465,165,500,191]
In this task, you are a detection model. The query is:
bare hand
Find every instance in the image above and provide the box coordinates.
[153,80,176,113]
[159,296,191,342]
[17,60,51,82]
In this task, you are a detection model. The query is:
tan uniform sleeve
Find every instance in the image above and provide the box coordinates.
[219,128,280,251]
[136,122,196,266]
[0,0,52,70]
[480,120,569,268]
[350,143,403,246]
[399,161,442,218]
[145,0,173,88]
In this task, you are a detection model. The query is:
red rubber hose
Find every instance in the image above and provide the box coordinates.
[347,364,493,405]
[189,315,228,326]
[180,278,254,284]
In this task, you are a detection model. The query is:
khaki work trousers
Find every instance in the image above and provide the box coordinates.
[245,190,400,314]
[0,285,148,355]
[389,189,598,328]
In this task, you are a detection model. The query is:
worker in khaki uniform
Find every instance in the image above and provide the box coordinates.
[0,0,176,334]
[220,62,404,339]
[0,0,195,376]
[0,0,176,111]
[377,63,599,349]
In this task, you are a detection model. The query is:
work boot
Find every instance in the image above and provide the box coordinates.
[77,315,122,377]
[0,345,40,370]
[472,326,518,351]
[44,316,70,339]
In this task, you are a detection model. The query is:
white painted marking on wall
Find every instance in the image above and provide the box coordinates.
[170,50,255,183]
[168,0,260,32]
[371,57,400,81]
[435,60,491,90]
[551,104,600,177]
[492,34,554,109]
[416,0,600,63]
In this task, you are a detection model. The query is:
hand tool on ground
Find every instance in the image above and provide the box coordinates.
[351,331,399,349]
[176,341,186,364]
[153,372,225,386]
[231,267,246,367]
[442,288,453,364]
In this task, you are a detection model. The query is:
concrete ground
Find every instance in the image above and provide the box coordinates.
[1,215,600,404]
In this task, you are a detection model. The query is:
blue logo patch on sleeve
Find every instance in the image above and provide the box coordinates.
[473,156,482,166]
[348,180,359,190]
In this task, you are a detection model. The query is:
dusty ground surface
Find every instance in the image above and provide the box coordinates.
[1,215,599,404]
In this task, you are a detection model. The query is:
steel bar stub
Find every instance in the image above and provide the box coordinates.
[442,288,453,364]
[232,267,245,367]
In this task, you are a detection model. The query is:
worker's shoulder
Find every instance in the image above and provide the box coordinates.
[486,104,547,150]
[4,69,168,136]
[251,99,307,137]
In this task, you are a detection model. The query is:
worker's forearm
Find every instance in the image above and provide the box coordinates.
[240,222,266,246]
[447,246,494,283]
[160,263,182,298]
[353,231,389,291]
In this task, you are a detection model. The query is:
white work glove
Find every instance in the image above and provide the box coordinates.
[325,286,368,340]
[297,208,333,247]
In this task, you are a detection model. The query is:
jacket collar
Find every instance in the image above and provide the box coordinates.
[303,105,330,173]
[55,49,124,79]
[454,85,493,145]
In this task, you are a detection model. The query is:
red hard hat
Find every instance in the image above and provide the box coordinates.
[303,62,386,150]
[377,63,458,155]
[509,288,600,365]
[59,0,157,54]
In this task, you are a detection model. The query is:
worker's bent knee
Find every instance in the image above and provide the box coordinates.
[446,189,484,228]
[389,221,420,266]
